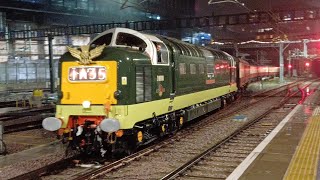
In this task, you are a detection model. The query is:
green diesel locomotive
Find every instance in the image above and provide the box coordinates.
[42,28,238,156]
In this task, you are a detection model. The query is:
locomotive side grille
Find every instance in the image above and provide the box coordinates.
[136,67,144,103]
[144,67,152,101]
[136,66,152,103]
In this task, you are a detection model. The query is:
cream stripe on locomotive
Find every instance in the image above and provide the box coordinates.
[56,84,237,129]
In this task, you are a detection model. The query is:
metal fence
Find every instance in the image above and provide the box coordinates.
[0,59,58,84]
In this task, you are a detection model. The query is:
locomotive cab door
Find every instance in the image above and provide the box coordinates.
[152,39,176,111]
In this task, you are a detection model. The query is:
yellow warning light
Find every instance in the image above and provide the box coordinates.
[180,117,184,126]
[137,131,143,142]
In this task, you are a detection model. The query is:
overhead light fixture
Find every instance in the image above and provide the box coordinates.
[208,0,245,6]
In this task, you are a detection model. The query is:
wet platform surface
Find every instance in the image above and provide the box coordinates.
[230,86,320,180]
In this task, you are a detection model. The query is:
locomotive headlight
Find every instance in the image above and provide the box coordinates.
[82,100,91,108]
[42,117,62,131]
[99,118,120,133]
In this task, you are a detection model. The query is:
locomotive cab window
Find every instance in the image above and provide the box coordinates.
[91,33,113,46]
[116,32,147,50]
[153,41,169,65]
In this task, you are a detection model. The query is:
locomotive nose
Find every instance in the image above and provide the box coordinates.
[42,117,62,131]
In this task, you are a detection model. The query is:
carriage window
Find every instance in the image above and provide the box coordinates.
[190,64,197,74]
[91,33,113,46]
[116,32,147,49]
[179,63,186,75]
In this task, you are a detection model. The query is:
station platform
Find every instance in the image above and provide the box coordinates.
[228,86,320,179]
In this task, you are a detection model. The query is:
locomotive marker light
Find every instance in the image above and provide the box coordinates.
[42,117,62,131]
[99,118,120,133]
[82,100,91,108]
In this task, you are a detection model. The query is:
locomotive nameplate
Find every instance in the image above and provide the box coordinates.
[68,66,106,82]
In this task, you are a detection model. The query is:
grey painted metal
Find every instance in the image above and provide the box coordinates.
[48,35,55,93]
[279,42,284,83]
[0,61,58,84]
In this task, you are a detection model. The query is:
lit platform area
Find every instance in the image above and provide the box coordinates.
[228,88,320,180]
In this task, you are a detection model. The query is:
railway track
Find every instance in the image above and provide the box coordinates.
[11,80,316,180]
[0,106,54,133]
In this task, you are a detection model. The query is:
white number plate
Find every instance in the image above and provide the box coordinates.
[68,66,106,82]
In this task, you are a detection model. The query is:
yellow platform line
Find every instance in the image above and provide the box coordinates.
[284,114,320,180]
